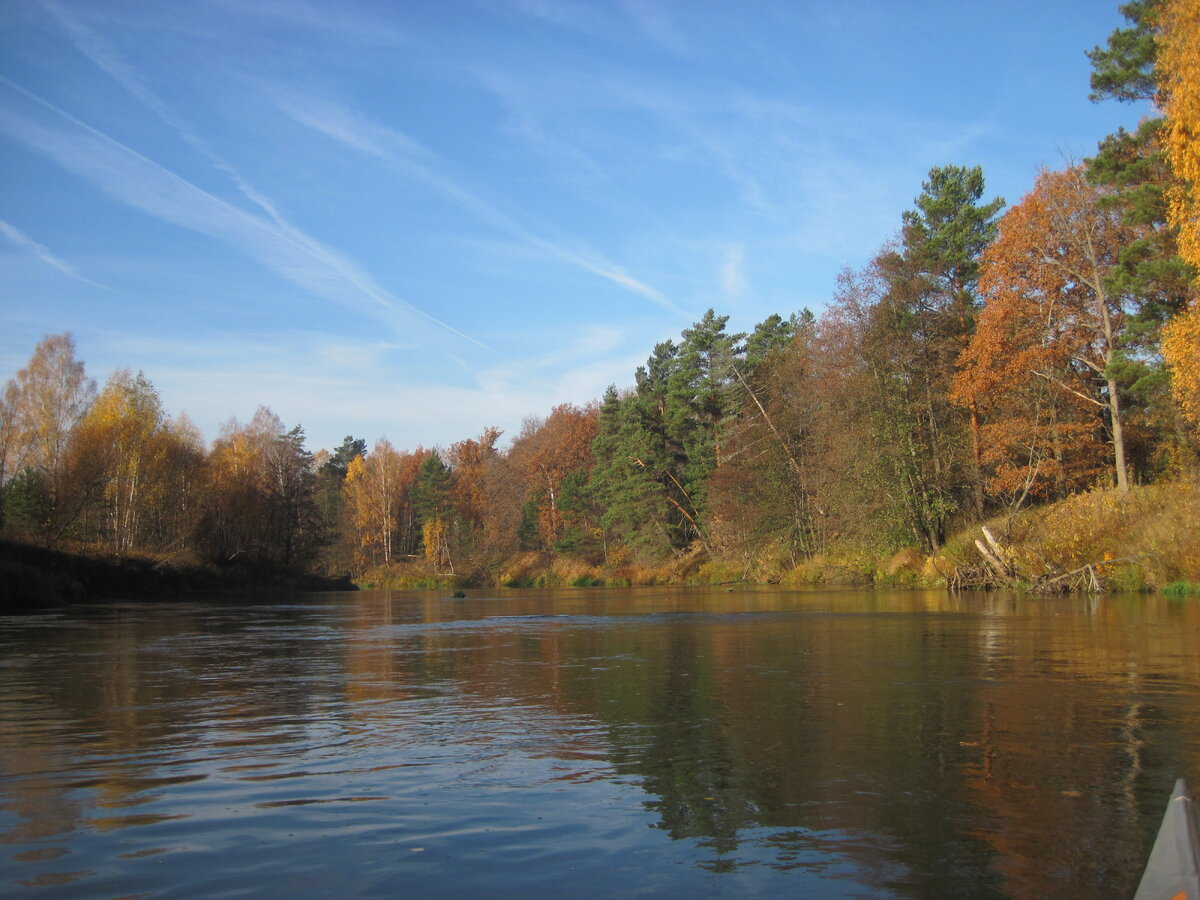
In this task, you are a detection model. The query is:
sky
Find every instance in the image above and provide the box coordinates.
[0,0,1155,455]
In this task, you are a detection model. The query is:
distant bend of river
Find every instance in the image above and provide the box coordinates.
[2,588,1198,899]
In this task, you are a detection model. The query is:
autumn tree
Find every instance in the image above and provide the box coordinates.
[1160,0,1200,263]
[313,436,367,574]
[446,427,502,562]
[0,381,17,494]
[835,256,962,550]
[266,425,320,565]
[411,450,453,570]
[152,414,207,552]
[195,407,321,568]
[344,445,430,567]
[1158,0,1200,435]
[65,369,204,554]
[1163,308,1200,432]
[952,274,1106,508]
[0,334,96,542]
[804,292,910,548]
[342,439,407,569]
[956,166,1149,496]
[508,404,598,550]
[1087,0,1196,455]
[478,452,526,561]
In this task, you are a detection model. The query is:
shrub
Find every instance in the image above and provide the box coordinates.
[1163,581,1200,599]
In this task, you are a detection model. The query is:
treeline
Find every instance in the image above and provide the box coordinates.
[1,0,1197,587]
[0,350,329,575]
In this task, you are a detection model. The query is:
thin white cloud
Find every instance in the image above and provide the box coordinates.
[37,0,358,266]
[478,323,622,382]
[40,0,172,128]
[479,69,607,181]
[267,86,687,317]
[270,89,428,162]
[503,0,690,58]
[503,0,609,35]
[553,351,647,401]
[0,218,110,289]
[99,330,604,451]
[473,323,642,410]
[39,0,263,213]
[317,339,414,369]
[209,0,413,48]
[720,244,745,299]
[34,0,511,362]
[0,78,495,354]
[619,0,691,57]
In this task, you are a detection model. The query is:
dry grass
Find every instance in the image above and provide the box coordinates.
[356,480,1199,594]
[779,546,880,586]
[949,478,1200,592]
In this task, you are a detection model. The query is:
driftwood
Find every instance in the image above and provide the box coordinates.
[1035,563,1103,594]
[974,526,1017,581]
[951,526,1141,594]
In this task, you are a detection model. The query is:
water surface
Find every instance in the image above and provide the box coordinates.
[2,588,1198,898]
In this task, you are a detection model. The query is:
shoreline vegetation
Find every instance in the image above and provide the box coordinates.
[353,479,1200,597]
[3,477,1196,609]
[0,538,355,610]
[2,3,1199,611]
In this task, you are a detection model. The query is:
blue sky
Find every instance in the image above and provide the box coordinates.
[0,0,1153,454]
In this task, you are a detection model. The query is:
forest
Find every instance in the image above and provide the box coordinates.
[2,0,1198,595]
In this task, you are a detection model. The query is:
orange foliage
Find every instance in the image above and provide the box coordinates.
[447,426,502,534]
[508,403,598,547]
[954,166,1135,500]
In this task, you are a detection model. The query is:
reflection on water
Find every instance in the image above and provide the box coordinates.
[1,588,1198,898]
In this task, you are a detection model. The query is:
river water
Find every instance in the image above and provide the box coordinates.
[1,588,1198,898]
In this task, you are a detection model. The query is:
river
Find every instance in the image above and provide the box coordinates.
[1,588,1198,898]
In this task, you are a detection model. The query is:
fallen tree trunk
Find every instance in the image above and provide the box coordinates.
[951,527,1143,594]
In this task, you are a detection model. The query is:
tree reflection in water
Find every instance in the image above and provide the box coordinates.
[1,589,1197,898]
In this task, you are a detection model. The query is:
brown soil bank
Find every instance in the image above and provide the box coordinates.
[0,539,356,611]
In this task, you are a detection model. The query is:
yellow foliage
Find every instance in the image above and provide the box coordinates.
[1156,0,1200,433]
[1163,301,1200,431]
[1159,0,1200,268]
[1002,480,1200,587]
[423,517,446,565]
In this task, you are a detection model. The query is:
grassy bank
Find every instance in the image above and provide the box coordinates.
[358,548,711,591]
[354,479,1200,596]
[932,479,1200,593]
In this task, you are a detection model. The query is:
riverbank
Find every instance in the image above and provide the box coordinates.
[933,479,1200,595]
[10,482,1191,606]
[356,480,1200,596]
[0,539,356,611]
